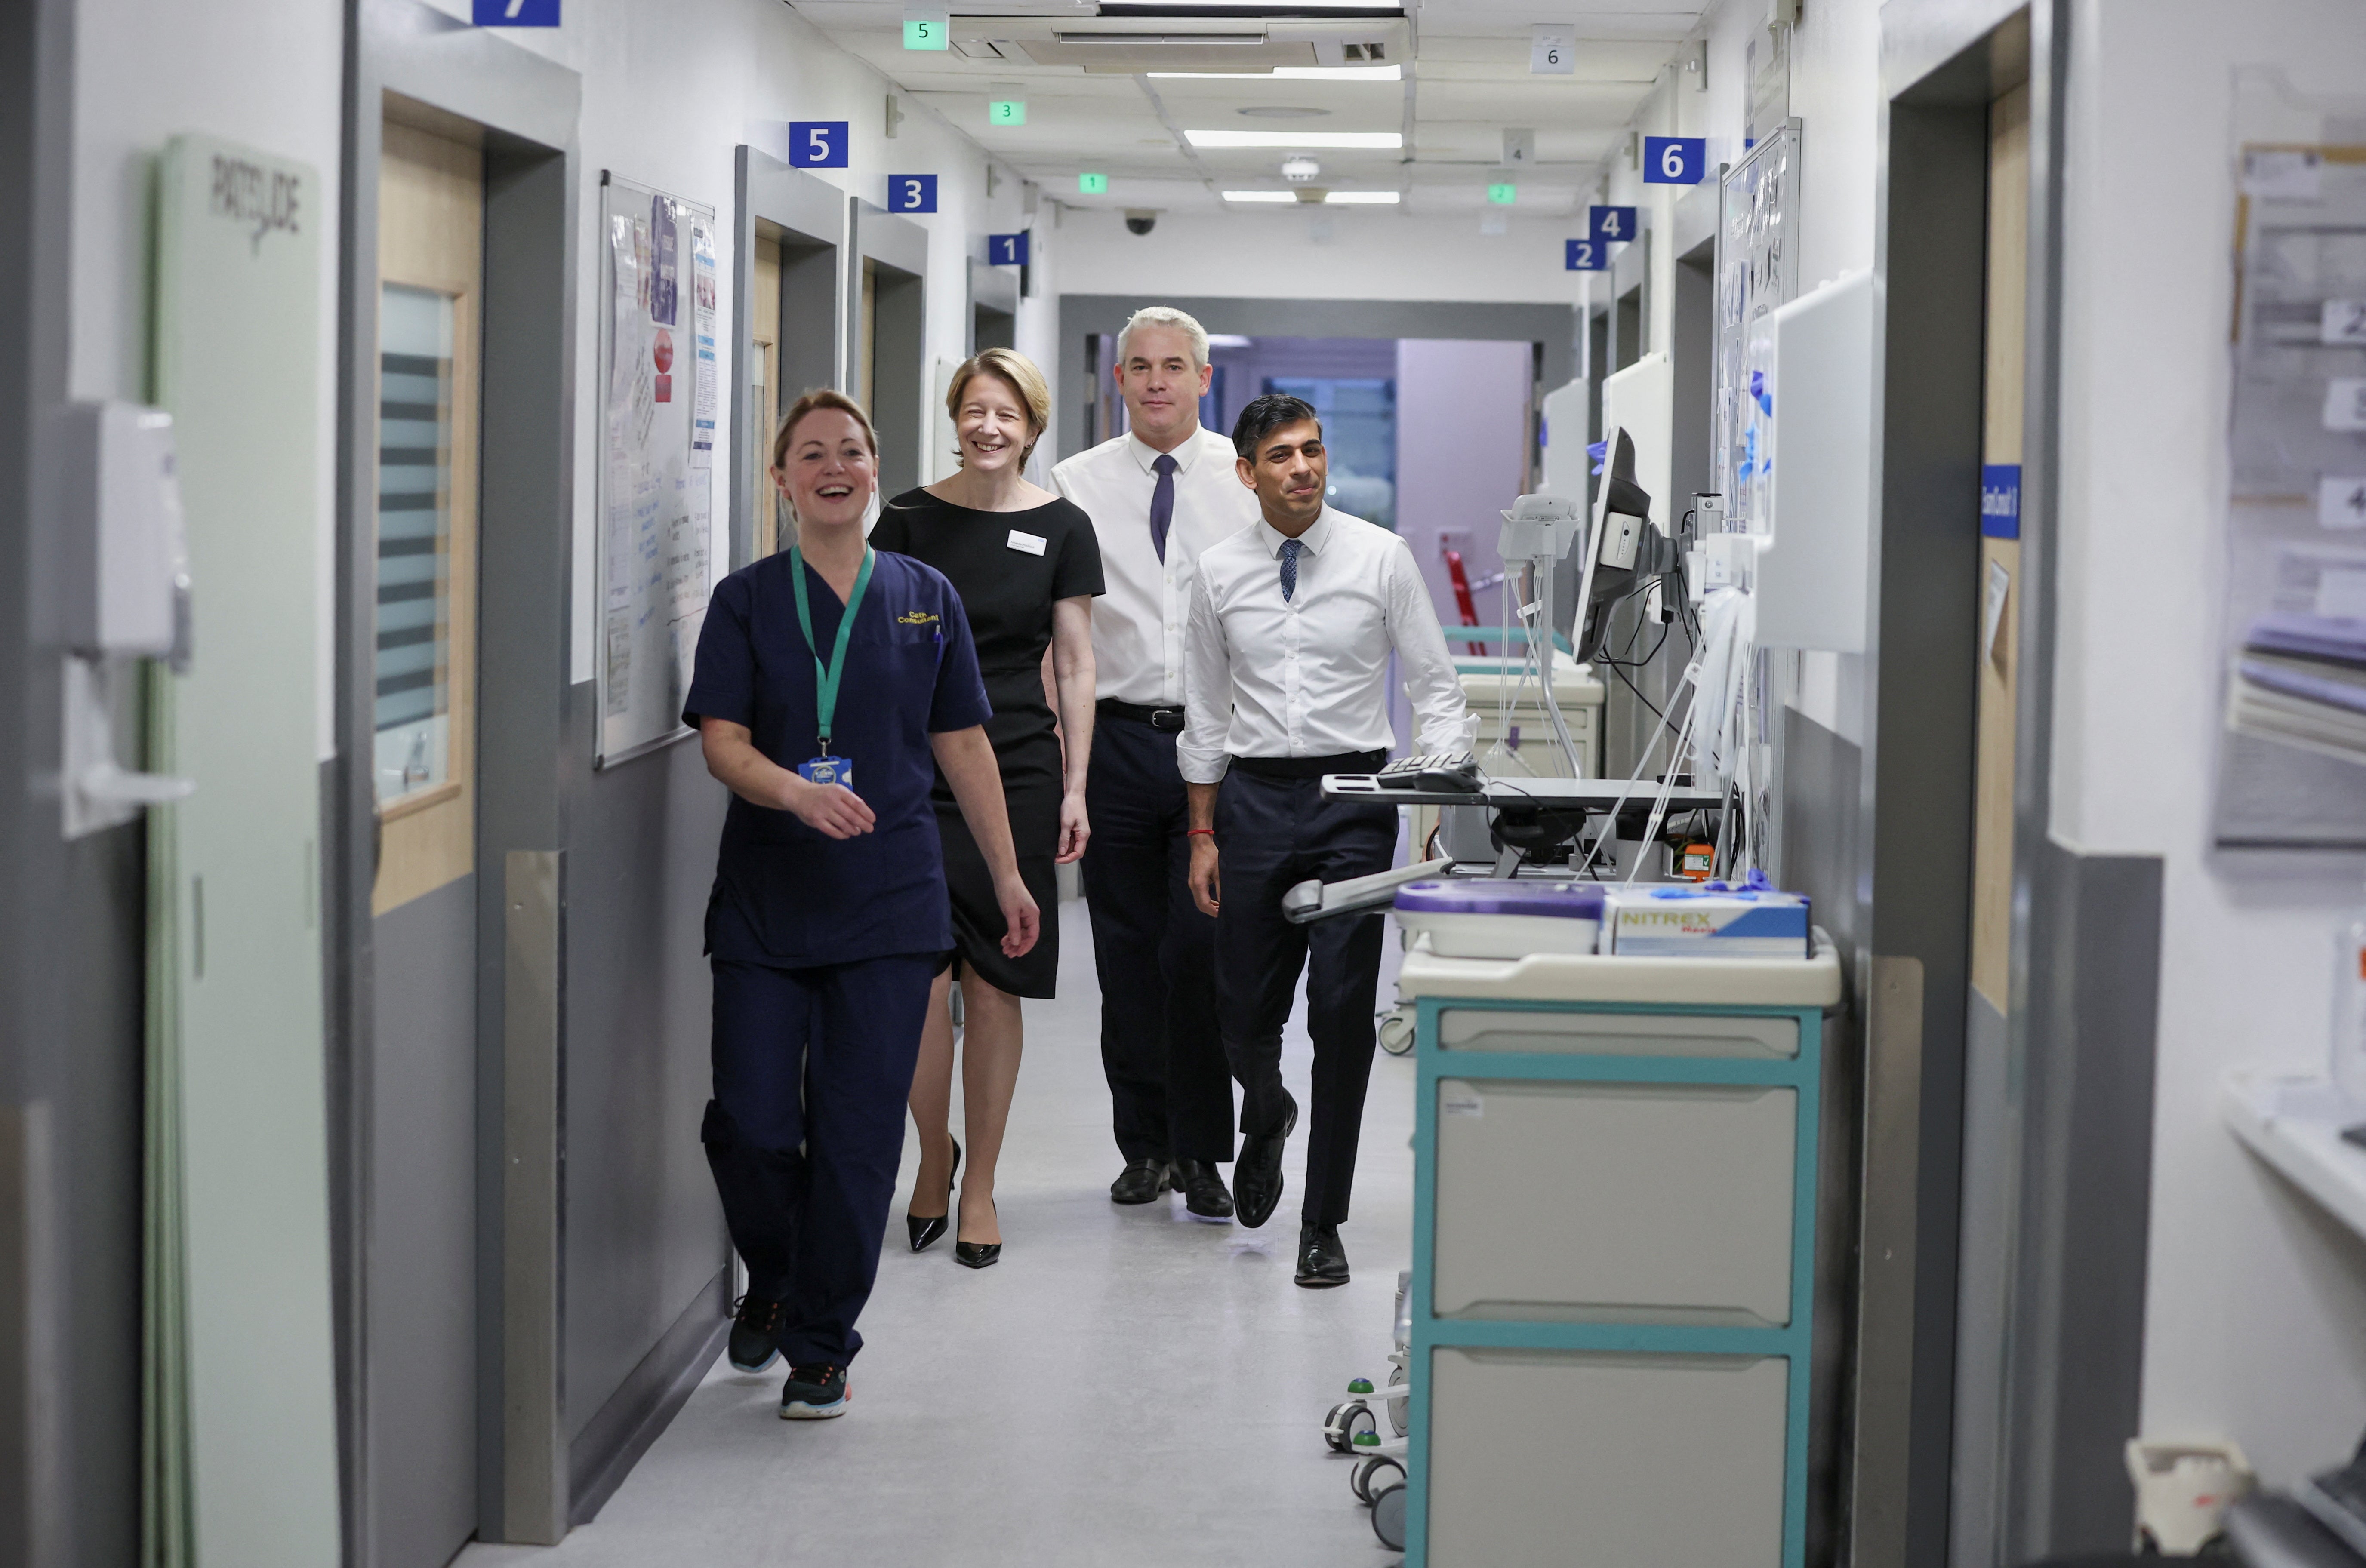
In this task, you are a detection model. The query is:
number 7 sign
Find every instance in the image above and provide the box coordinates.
[788,122,849,169]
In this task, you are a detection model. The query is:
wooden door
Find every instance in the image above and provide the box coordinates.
[752,232,782,556]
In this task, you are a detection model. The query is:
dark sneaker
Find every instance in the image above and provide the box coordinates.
[728,1294,782,1373]
[779,1364,848,1420]
[1109,1156,1171,1205]
[1295,1224,1349,1288]
[1171,1159,1235,1221]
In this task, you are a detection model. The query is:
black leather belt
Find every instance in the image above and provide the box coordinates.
[1098,698,1187,733]
[1229,750,1387,781]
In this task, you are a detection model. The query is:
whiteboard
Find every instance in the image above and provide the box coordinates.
[597,173,719,765]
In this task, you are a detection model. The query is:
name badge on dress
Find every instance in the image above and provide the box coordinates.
[1007,530,1047,556]
[798,756,854,789]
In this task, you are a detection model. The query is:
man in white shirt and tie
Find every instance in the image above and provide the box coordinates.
[1052,307,1262,1219]
[1181,392,1473,1288]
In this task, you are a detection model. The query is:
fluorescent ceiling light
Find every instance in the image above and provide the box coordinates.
[1148,65,1402,80]
[1104,1,1407,9]
[1324,189,1399,203]
[1222,189,1300,202]
[1187,129,1402,149]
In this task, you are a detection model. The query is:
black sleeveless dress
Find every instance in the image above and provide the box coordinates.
[872,490,1105,998]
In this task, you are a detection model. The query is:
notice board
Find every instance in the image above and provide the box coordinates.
[598,173,719,765]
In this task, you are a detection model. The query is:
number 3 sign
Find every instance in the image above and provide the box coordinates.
[788,122,849,169]
[1644,135,1706,185]
[887,175,938,213]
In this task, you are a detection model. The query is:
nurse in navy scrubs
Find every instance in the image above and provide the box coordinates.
[684,388,1039,1421]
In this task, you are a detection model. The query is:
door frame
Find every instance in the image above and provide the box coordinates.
[728,148,848,570]
[336,1,580,1554]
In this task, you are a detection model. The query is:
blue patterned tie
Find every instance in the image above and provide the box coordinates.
[1279,537,1304,602]
[1149,453,1177,563]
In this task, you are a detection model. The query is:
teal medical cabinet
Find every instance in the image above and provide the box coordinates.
[1396,932,1842,1567]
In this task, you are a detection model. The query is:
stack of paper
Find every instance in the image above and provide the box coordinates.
[2227,612,2366,766]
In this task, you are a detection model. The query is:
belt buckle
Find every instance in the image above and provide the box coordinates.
[1150,707,1184,733]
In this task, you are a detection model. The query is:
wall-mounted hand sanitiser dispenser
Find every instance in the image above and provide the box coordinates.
[1748,269,1876,652]
[56,399,196,839]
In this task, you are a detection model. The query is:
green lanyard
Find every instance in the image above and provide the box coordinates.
[788,544,875,753]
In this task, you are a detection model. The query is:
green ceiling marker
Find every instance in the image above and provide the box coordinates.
[989,99,1027,127]
[1078,172,1108,194]
[1488,181,1517,205]
[903,16,948,49]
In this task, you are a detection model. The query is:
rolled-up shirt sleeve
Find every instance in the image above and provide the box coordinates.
[1385,540,1477,756]
[1177,567,1232,784]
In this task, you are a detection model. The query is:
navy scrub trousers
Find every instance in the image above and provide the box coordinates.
[1082,706,1233,1165]
[1212,752,1395,1228]
[684,543,991,1371]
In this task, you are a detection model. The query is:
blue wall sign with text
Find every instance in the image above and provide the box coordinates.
[1589,205,1637,244]
[474,0,560,22]
[788,122,849,168]
[1644,135,1707,184]
[1981,464,2022,538]
[988,231,1030,267]
[887,175,938,214]
[1565,237,1607,271]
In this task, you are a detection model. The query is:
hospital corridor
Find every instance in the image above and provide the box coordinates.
[7,1,2366,1567]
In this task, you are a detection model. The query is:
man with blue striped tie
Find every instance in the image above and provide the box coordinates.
[1179,393,1473,1288]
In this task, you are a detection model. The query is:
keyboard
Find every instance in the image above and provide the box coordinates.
[1374,752,1483,794]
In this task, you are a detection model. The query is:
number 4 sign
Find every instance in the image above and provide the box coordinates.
[2323,475,2366,531]
[788,122,849,169]
[887,175,938,214]
[1590,205,1637,244]
[1644,135,1706,185]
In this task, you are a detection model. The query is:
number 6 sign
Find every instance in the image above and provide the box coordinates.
[887,175,938,213]
[788,122,849,169]
[1643,135,1706,185]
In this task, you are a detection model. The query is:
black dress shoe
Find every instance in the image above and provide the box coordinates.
[954,1199,1000,1269]
[1170,1159,1234,1221]
[906,1139,961,1252]
[1231,1093,1297,1230]
[1109,1155,1171,1205]
[727,1293,783,1372]
[1294,1224,1349,1288]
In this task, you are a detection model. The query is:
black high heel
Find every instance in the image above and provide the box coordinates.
[906,1139,960,1252]
[954,1196,1000,1270]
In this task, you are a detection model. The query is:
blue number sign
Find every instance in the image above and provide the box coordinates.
[1565,237,1606,271]
[887,175,938,214]
[1589,205,1637,244]
[1644,135,1706,184]
[788,122,849,169]
[474,0,559,22]
[1981,464,2022,538]
[988,231,1030,267]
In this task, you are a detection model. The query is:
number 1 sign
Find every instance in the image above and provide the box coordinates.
[788,122,849,169]
[989,231,1029,267]
[887,175,938,214]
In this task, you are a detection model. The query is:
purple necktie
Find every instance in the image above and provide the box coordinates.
[1149,453,1177,563]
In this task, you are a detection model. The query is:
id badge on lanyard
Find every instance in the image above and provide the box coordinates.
[790,544,876,792]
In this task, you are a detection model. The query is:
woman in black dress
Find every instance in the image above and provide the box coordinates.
[871,348,1103,1265]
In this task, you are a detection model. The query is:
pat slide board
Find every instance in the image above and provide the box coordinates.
[598,173,719,765]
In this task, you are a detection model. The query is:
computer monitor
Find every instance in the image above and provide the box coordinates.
[1571,427,1657,663]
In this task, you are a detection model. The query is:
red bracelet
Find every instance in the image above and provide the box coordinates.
[1187,828,1215,838]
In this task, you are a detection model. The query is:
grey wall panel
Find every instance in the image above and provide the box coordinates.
[1951,988,2010,1568]
[1056,295,1576,464]
[568,1265,730,1524]
[559,688,729,1448]
[368,875,478,1568]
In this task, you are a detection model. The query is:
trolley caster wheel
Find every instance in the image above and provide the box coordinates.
[1386,1365,1409,1437]
[1352,1454,1405,1503]
[1377,1008,1416,1057]
[1322,1400,1374,1453]
[1370,1478,1408,1550]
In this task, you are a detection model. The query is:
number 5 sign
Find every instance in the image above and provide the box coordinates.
[1644,135,1706,185]
[788,122,849,169]
[887,175,938,213]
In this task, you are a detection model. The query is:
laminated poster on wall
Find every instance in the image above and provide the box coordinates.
[599,174,718,766]
[1713,118,1800,534]
[2212,71,2366,847]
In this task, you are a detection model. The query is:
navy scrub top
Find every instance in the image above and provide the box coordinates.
[683,547,992,969]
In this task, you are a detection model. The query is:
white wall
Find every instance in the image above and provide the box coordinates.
[2056,0,2366,1486]
[1396,338,1534,622]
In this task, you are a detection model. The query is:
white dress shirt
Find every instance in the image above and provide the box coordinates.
[1052,426,1262,706]
[1178,506,1475,784]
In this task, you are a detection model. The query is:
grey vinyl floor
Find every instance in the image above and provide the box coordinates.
[456,898,1414,1567]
